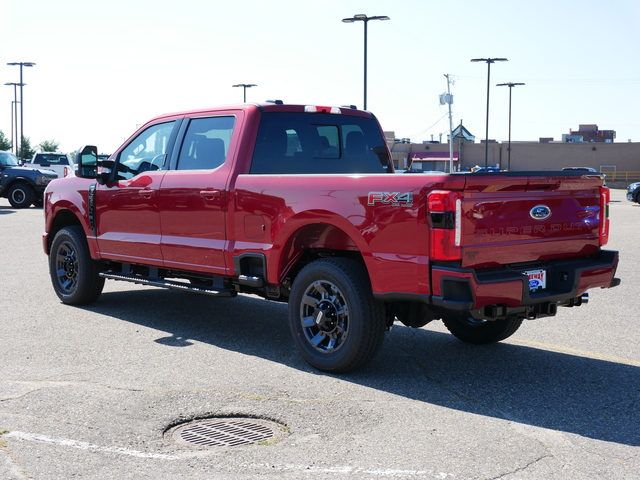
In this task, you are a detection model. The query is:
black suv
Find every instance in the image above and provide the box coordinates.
[0,151,58,208]
[627,182,640,204]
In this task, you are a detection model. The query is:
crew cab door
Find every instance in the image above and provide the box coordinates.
[94,120,178,264]
[158,113,240,275]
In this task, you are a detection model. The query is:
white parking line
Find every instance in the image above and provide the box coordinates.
[5,431,179,460]
[5,431,455,477]
[247,463,455,478]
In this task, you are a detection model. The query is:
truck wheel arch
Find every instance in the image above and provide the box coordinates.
[46,209,84,255]
[273,221,367,286]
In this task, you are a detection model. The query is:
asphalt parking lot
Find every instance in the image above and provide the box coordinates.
[1,189,638,480]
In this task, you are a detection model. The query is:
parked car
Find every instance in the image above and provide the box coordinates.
[0,151,58,208]
[398,169,446,174]
[627,181,640,204]
[26,152,75,178]
[562,167,597,172]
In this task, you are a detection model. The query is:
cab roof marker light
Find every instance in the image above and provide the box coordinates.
[304,106,342,114]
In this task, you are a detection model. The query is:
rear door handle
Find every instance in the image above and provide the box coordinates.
[139,188,155,198]
[200,189,221,200]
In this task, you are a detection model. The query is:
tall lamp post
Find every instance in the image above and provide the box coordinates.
[11,102,18,154]
[470,58,507,168]
[342,14,389,110]
[4,82,23,154]
[496,82,525,171]
[232,83,257,103]
[7,62,36,159]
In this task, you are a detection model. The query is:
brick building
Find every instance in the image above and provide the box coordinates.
[565,124,616,143]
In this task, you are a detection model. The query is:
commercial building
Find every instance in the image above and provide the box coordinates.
[387,123,640,187]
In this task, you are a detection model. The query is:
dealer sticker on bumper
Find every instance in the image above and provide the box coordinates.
[525,269,546,292]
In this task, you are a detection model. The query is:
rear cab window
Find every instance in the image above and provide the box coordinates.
[250,112,391,174]
[33,154,70,165]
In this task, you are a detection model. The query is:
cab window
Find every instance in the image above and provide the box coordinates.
[115,121,175,180]
[250,113,391,174]
[176,116,235,171]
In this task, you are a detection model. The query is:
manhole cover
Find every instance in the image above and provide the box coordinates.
[168,417,288,448]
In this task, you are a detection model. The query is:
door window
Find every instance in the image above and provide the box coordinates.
[176,116,235,171]
[115,121,175,180]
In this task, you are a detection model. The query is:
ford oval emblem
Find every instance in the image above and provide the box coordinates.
[530,205,551,220]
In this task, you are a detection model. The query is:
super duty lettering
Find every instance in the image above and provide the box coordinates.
[43,103,620,372]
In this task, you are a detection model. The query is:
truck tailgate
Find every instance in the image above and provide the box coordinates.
[459,175,605,269]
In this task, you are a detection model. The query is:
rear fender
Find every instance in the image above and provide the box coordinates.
[275,221,361,285]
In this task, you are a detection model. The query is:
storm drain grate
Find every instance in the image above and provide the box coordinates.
[169,418,288,448]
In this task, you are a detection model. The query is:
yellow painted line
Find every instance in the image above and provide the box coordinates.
[510,339,640,367]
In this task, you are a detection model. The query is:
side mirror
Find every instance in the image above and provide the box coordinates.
[75,145,113,184]
[75,145,98,178]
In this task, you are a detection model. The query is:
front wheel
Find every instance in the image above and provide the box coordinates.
[49,226,105,305]
[8,183,34,208]
[288,257,386,373]
[441,314,523,344]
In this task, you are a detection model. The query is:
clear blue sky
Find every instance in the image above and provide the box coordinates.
[2,0,640,154]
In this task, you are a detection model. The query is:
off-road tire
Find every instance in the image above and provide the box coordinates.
[288,257,386,373]
[442,314,523,344]
[49,226,105,305]
[8,183,34,208]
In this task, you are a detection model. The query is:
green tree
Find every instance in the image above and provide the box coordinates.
[0,130,11,151]
[18,136,36,161]
[38,139,60,152]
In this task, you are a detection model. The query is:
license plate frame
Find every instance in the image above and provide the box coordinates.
[524,269,547,292]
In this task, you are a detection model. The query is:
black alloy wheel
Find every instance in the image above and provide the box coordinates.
[288,257,386,373]
[49,226,105,305]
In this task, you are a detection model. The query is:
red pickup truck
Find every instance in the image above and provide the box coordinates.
[43,102,620,372]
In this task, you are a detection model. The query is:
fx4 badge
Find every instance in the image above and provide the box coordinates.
[368,192,413,207]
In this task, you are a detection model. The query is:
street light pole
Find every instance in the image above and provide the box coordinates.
[470,58,507,169]
[7,62,35,159]
[342,14,389,110]
[4,82,24,155]
[232,83,257,103]
[10,101,14,154]
[443,74,455,173]
[496,82,525,171]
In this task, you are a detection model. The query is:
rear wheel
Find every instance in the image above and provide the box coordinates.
[288,257,386,373]
[442,314,523,344]
[8,183,34,208]
[49,226,105,305]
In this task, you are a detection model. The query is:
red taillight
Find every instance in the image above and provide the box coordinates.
[427,190,462,261]
[63,166,69,177]
[599,186,610,246]
[428,190,459,211]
